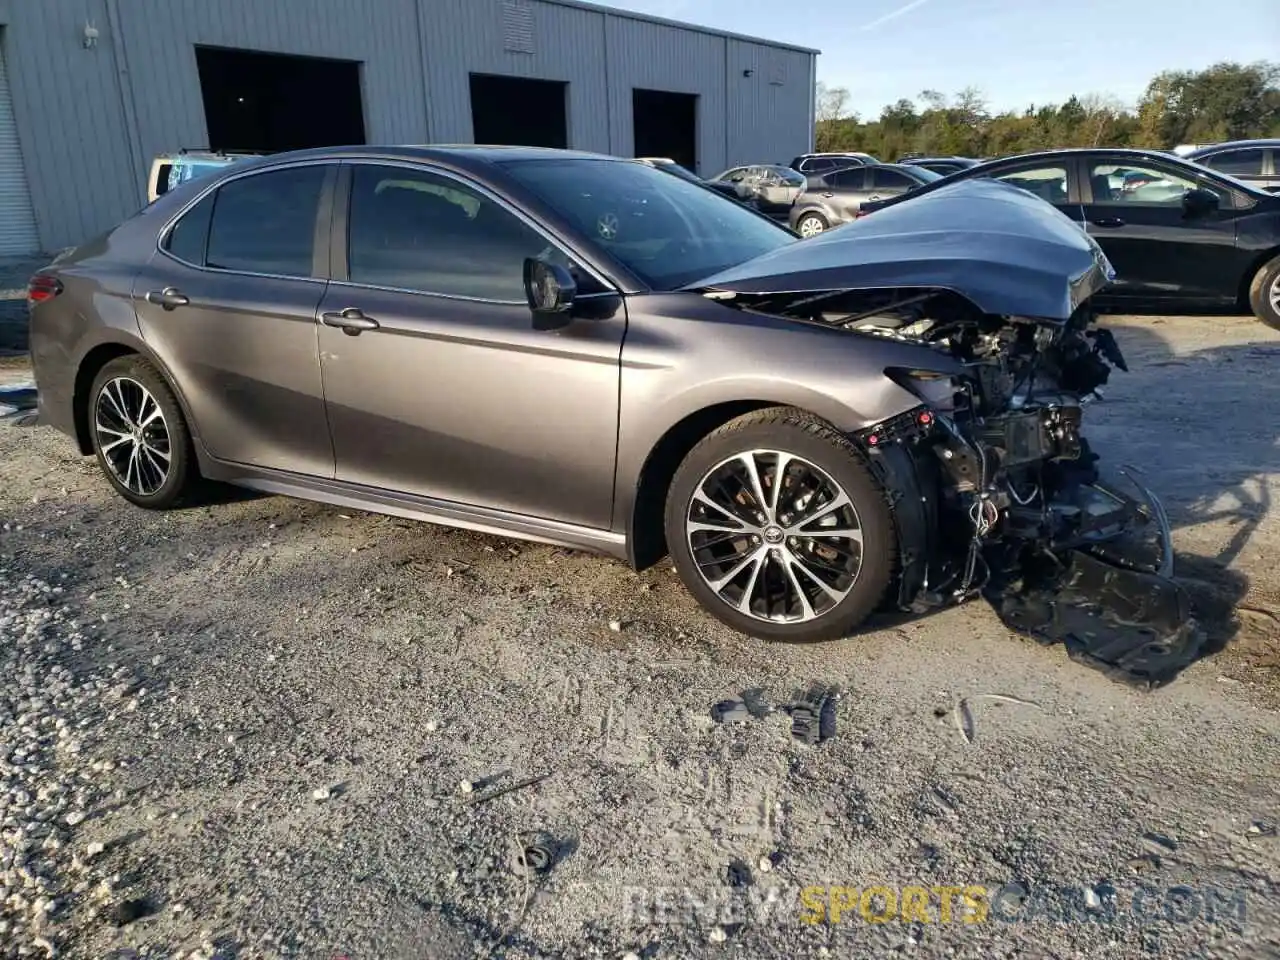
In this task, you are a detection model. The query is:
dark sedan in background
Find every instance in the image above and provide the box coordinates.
[788,162,942,236]
[899,155,982,176]
[857,147,1280,329]
[1186,139,1280,194]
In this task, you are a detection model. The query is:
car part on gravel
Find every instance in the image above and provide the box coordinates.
[781,683,840,744]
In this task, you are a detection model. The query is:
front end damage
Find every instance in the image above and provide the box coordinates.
[692,181,1202,688]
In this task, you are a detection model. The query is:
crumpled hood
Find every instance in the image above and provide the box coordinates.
[688,179,1116,321]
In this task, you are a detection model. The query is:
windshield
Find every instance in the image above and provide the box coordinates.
[501,158,797,290]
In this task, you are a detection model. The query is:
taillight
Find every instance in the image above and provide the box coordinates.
[27,274,63,304]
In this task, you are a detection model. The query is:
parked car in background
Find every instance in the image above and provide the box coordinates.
[26,145,1190,665]
[789,162,942,236]
[634,157,744,203]
[899,155,982,176]
[787,152,879,175]
[147,150,261,203]
[1185,139,1280,194]
[708,164,806,219]
[856,148,1280,328]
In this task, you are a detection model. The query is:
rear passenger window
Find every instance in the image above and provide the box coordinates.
[870,168,911,189]
[163,191,215,266]
[205,166,327,278]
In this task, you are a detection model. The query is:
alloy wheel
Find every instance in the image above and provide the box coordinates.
[1271,271,1280,314]
[799,216,825,238]
[94,376,171,496]
[685,450,864,623]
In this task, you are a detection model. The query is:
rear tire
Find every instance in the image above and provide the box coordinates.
[1248,255,1280,331]
[663,407,895,644]
[89,355,199,510]
[796,212,828,238]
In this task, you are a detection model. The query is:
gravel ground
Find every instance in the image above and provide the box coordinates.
[0,310,1278,960]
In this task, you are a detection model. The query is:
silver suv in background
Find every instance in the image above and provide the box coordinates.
[789,162,942,236]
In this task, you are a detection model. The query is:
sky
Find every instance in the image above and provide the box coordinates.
[591,0,1280,118]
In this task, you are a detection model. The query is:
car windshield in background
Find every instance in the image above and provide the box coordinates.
[912,167,944,182]
[655,162,701,183]
[502,158,795,290]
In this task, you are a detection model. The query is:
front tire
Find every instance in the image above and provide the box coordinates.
[89,356,198,509]
[1248,254,1280,331]
[796,212,828,238]
[664,407,896,644]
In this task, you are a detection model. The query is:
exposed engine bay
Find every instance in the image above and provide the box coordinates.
[736,286,1201,689]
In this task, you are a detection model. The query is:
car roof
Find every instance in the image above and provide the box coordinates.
[214,144,623,174]
[1186,139,1280,154]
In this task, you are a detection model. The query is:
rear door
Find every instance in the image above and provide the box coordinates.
[866,167,921,204]
[132,162,338,477]
[1079,157,1241,303]
[824,167,870,222]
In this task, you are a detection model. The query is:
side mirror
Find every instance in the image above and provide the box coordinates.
[523,258,577,331]
[1182,187,1219,218]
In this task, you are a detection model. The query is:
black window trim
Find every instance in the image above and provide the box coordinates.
[156,158,338,284]
[327,158,620,305]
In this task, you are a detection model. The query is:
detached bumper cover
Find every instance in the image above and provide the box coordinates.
[984,478,1201,690]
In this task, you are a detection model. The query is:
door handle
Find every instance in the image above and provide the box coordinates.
[1090,217,1126,228]
[321,307,380,336]
[145,286,189,310]
[821,191,834,198]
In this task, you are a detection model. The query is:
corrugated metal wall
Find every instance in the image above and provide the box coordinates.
[417,0,611,153]
[603,16,726,174]
[5,0,814,252]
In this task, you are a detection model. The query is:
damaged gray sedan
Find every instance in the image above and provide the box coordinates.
[27,146,1195,685]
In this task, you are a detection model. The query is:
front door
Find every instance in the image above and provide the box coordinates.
[132,162,337,477]
[315,161,625,529]
[1079,158,1240,303]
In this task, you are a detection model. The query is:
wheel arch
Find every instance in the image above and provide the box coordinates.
[626,399,813,571]
[72,339,196,456]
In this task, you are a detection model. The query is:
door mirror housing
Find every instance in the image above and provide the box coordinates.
[1182,187,1220,218]
[523,258,577,330]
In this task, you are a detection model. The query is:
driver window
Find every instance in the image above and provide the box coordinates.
[346,164,587,301]
[1087,162,1217,205]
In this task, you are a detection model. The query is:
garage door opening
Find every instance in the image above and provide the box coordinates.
[195,46,366,153]
[633,89,697,173]
[469,74,568,148]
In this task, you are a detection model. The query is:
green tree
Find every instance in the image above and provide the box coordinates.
[810,60,1279,158]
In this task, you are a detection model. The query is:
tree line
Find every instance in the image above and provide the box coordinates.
[815,61,1280,159]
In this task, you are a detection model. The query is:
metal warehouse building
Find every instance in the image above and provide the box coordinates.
[0,0,817,255]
